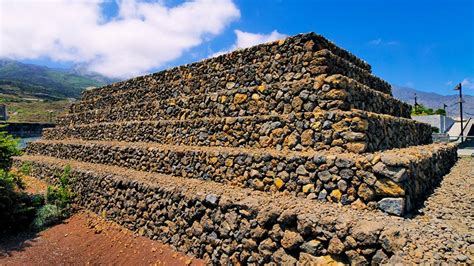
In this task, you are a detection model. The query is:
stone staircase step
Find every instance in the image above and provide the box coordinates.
[25,139,457,217]
[81,33,376,102]
[59,75,410,126]
[76,48,390,112]
[46,110,432,154]
[13,154,412,264]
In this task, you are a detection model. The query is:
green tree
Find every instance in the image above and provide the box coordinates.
[0,126,21,171]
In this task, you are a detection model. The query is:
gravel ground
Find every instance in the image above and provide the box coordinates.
[394,157,474,264]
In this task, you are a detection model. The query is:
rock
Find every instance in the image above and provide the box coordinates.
[345,142,367,153]
[377,198,405,216]
[233,93,248,104]
[358,183,375,201]
[191,221,203,236]
[253,179,265,191]
[278,171,290,182]
[257,207,280,226]
[257,84,267,93]
[284,133,300,148]
[318,189,328,201]
[380,153,411,167]
[258,238,277,255]
[302,184,314,194]
[274,248,297,265]
[205,194,219,205]
[337,180,347,192]
[456,254,468,262]
[300,239,322,255]
[328,236,345,254]
[351,220,384,246]
[281,230,303,250]
[242,238,257,250]
[292,96,303,111]
[225,158,233,167]
[226,82,236,89]
[330,189,342,202]
[380,226,407,253]
[345,250,368,265]
[259,136,273,147]
[318,170,332,182]
[301,129,314,146]
[373,162,408,182]
[296,165,309,175]
[374,178,405,196]
[372,249,388,264]
[274,178,285,190]
[250,169,261,178]
[298,253,344,266]
[339,168,354,180]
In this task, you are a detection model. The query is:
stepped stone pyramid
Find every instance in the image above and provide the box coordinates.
[15,33,458,264]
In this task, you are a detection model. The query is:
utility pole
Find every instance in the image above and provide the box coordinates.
[443,103,447,114]
[414,93,418,113]
[454,83,464,142]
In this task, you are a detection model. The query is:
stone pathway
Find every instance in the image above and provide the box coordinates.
[394,157,474,264]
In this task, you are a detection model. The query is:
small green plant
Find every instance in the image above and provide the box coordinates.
[32,204,62,229]
[45,164,74,211]
[19,161,32,176]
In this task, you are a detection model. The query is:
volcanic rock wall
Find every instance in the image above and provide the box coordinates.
[15,32,458,264]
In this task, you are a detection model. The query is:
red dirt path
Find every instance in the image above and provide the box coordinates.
[0,174,204,266]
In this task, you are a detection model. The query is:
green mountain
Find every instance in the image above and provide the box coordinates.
[0,59,112,99]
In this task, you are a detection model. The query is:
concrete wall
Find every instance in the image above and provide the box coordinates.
[0,122,55,138]
[412,115,454,133]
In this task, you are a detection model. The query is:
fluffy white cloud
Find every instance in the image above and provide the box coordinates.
[462,78,474,89]
[0,0,240,78]
[211,29,286,57]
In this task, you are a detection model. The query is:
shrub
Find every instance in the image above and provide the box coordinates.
[32,204,62,229]
[19,161,32,176]
[0,170,39,233]
[0,127,21,171]
[46,165,74,211]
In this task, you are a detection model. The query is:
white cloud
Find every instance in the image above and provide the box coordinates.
[368,38,382,45]
[0,0,240,78]
[211,29,286,57]
[462,78,474,89]
[368,38,398,46]
[445,80,453,86]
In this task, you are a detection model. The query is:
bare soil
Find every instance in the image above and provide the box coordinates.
[0,177,204,266]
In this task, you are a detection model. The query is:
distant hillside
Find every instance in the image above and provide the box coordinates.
[0,59,113,98]
[392,86,474,118]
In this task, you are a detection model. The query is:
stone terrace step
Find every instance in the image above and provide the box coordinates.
[73,49,391,114]
[45,110,432,154]
[81,33,376,101]
[14,154,412,264]
[59,75,410,127]
[25,140,458,216]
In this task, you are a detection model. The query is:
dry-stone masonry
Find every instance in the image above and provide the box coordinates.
[15,32,459,264]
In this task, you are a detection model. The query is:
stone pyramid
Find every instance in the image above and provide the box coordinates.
[15,33,458,264]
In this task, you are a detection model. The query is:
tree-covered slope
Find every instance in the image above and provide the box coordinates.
[0,59,110,98]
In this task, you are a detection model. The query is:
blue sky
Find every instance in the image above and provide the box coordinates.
[2,0,473,95]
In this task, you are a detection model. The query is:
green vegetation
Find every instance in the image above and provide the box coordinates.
[2,94,70,122]
[0,128,74,234]
[0,126,21,169]
[411,104,446,116]
[0,59,116,122]
[0,60,107,98]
